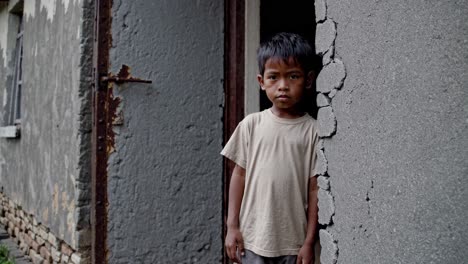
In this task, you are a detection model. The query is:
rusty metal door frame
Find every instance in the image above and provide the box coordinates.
[223,0,245,263]
[92,1,245,263]
[91,0,112,263]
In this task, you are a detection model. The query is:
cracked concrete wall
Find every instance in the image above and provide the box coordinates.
[315,0,468,263]
[0,0,93,250]
[107,1,224,263]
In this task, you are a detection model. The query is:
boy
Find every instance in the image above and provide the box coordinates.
[221,33,319,264]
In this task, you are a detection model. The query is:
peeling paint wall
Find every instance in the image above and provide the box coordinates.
[0,0,93,252]
[107,0,224,263]
[0,4,11,68]
[315,0,468,263]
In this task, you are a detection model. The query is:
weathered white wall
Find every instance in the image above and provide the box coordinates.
[0,0,93,250]
[315,0,468,263]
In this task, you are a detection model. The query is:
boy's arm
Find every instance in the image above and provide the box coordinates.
[297,176,319,264]
[225,164,246,263]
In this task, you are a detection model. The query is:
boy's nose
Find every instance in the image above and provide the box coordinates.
[278,79,289,90]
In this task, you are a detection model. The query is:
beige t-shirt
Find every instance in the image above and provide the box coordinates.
[221,109,319,257]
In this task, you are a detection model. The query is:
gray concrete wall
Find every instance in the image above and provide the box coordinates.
[315,0,468,263]
[0,0,93,249]
[107,0,224,263]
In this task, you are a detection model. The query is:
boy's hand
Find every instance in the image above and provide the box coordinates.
[297,243,315,264]
[225,227,244,263]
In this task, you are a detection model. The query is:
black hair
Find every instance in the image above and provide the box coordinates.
[257,32,318,75]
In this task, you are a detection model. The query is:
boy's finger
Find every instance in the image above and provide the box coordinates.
[296,254,303,264]
[237,238,245,256]
[227,245,235,261]
[230,247,237,262]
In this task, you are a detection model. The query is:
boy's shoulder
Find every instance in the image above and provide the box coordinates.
[237,110,266,128]
[242,110,265,123]
[241,110,317,131]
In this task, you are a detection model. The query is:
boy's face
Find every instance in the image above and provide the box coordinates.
[257,57,314,117]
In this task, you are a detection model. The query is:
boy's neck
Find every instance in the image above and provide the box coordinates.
[269,107,305,119]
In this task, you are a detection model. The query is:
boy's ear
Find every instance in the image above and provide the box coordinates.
[257,74,265,90]
[305,71,316,89]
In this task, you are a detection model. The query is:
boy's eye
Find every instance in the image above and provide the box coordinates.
[290,74,300,80]
[267,75,277,80]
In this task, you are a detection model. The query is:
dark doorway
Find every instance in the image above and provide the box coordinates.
[259,0,318,118]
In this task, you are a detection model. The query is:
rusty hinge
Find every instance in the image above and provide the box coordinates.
[100,64,152,85]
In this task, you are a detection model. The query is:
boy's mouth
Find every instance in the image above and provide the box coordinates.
[276,94,289,98]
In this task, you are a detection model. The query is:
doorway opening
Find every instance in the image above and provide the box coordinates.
[259,0,318,118]
[224,0,321,263]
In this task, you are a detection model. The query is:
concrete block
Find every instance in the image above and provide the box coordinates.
[319,230,338,264]
[71,252,81,264]
[45,241,52,250]
[8,220,14,230]
[316,19,336,55]
[317,106,336,137]
[17,230,24,241]
[38,226,49,239]
[61,243,74,257]
[48,232,58,247]
[14,217,21,227]
[315,148,328,176]
[317,93,331,108]
[315,0,327,22]
[36,235,46,246]
[318,189,335,225]
[7,213,15,222]
[28,229,36,239]
[317,59,346,94]
[32,225,39,236]
[40,246,52,263]
[31,240,40,252]
[24,233,34,247]
[51,246,61,262]
[30,249,45,264]
[318,176,330,190]
[20,241,29,255]
[60,253,70,263]
[20,219,27,231]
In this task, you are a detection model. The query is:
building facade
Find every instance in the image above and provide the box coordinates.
[0,0,466,263]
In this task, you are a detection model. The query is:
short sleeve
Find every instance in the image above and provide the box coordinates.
[220,119,250,169]
[310,125,320,178]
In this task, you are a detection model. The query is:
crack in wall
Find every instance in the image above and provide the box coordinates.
[314,0,347,263]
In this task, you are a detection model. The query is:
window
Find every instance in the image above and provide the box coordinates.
[8,15,22,125]
[0,1,23,138]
